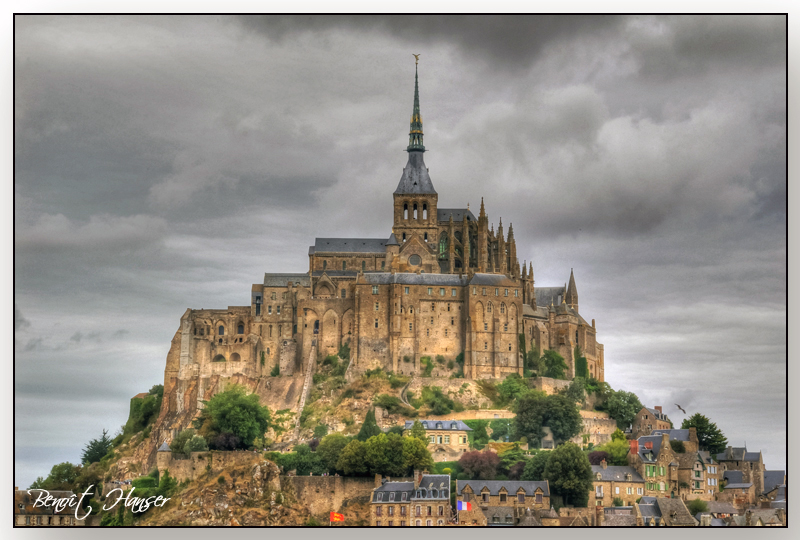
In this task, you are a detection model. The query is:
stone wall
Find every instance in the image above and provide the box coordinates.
[157,450,265,483]
[571,417,619,447]
[280,475,412,516]
[530,376,571,395]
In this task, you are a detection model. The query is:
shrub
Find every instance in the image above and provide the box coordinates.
[419,357,433,377]
[312,373,328,385]
[131,476,157,489]
[338,343,350,360]
[217,476,226,485]
[322,355,339,367]
[612,497,624,507]
[170,429,196,456]
[687,498,709,515]
[313,425,329,439]
[270,364,280,377]
[374,394,417,416]
[436,355,446,365]
[184,435,208,453]
[403,356,412,363]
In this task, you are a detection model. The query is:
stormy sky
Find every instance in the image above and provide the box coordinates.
[14,15,786,488]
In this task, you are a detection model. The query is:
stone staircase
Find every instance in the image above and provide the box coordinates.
[292,340,317,440]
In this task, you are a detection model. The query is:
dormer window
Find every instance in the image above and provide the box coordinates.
[389,493,395,501]
[401,492,407,501]
[451,423,457,429]
[436,423,442,429]
[377,493,383,501]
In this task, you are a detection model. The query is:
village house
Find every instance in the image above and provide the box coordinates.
[651,428,699,453]
[588,460,645,507]
[675,451,721,501]
[14,488,99,527]
[370,470,451,526]
[715,445,766,495]
[630,406,671,439]
[636,496,697,527]
[627,433,679,498]
[403,419,471,462]
[455,480,550,526]
[718,470,757,511]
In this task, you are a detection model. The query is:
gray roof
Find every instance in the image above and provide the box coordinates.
[602,514,637,527]
[437,208,477,223]
[363,273,469,286]
[716,446,761,462]
[395,151,436,195]
[483,506,516,524]
[652,428,689,441]
[313,238,389,254]
[468,273,518,287]
[157,441,170,452]
[534,286,565,308]
[591,465,644,483]
[723,483,753,489]
[723,470,743,484]
[636,435,665,462]
[705,501,737,515]
[263,273,310,287]
[456,480,549,497]
[763,470,785,494]
[311,271,359,278]
[387,233,400,246]
[404,419,472,431]
[522,304,550,319]
[373,475,450,502]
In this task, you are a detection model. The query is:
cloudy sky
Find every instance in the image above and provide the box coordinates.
[14,15,786,488]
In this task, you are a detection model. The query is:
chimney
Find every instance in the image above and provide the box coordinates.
[654,406,662,415]
[375,474,382,488]
[595,505,604,527]
[630,440,639,454]
[661,433,670,450]
[413,470,422,489]
[601,459,607,470]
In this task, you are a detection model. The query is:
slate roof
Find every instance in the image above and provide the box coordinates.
[403,419,473,431]
[157,441,171,452]
[311,271,359,278]
[695,513,726,526]
[363,273,469,286]
[483,506,516,525]
[639,496,658,505]
[468,273,518,287]
[705,501,737,515]
[386,233,400,246]
[456,480,550,497]
[656,498,697,526]
[652,429,690,441]
[603,514,637,526]
[591,465,644,483]
[522,304,550,319]
[645,408,669,421]
[747,509,784,525]
[263,273,311,287]
[372,475,450,502]
[395,152,436,195]
[534,287,565,308]
[723,470,743,484]
[518,508,542,527]
[312,238,389,254]
[636,435,665,462]
[716,446,761,462]
[762,470,785,494]
[723,483,753,489]
[437,208,477,223]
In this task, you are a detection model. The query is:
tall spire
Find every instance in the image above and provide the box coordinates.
[479,197,486,219]
[407,62,425,152]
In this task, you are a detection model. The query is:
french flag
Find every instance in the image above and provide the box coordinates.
[457,501,472,511]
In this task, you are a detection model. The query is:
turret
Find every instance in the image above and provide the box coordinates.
[566,268,578,312]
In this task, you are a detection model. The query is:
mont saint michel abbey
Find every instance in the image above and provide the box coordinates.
[171,65,604,385]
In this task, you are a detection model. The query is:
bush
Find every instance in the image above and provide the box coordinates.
[436,355,446,365]
[374,394,417,416]
[337,343,350,360]
[195,385,271,449]
[270,364,280,377]
[313,425,329,439]
[131,477,156,489]
[184,435,208,453]
[322,354,339,367]
[447,360,454,370]
[403,356,412,363]
[170,429,196,456]
[312,373,328,385]
[612,497,624,507]
[419,357,433,377]
[687,498,709,515]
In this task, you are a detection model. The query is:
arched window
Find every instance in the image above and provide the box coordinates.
[439,233,448,257]
[455,230,462,243]
[219,339,223,344]
[218,326,224,335]
[500,304,505,314]
[323,260,327,270]
[487,303,492,313]
[402,233,406,242]
[424,233,428,242]
[423,203,428,219]
[413,203,418,219]
[404,203,409,220]
[237,324,244,334]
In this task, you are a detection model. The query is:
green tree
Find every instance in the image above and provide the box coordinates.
[670,440,686,453]
[313,424,329,440]
[170,428,196,455]
[526,344,544,375]
[317,433,349,473]
[687,498,709,515]
[574,346,588,379]
[498,444,528,475]
[681,413,728,455]
[598,437,629,466]
[611,428,625,441]
[337,440,368,476]
[81,429,113,465]
[195,385,272,449]
[612,497,624,507]
[560,377,586,406]
[495,374,529,406]
[184,435,208,453]
[606,390,643,430]
[543,442,593,507]
[365,433,406,477]
[520,451,550,481]
[356,408,381,442]
[542,350,568,379]
[410,420,427,443]
[30,462,80,491]
[402,436,434,473]
[542,393,583,443]
[513,391,547,446]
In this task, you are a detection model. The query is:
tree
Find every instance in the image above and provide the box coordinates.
[687,498,709,515]
[542,350,568,379]
[498,444,528,475]
[30,462,80,491]
[170,429,196,455]
[681,413,728,455]
[356,409,381,442]
[402,436,434,473]
[560,378,586,406]
[337,440,368,476]
[598,438,630,466]
[409,420,427,443]
[606,390,643,430]
[313,424,328,439]
[495,374,529,406]
[81,429,113,465]
[458,450,500,480]
[542,442,593,507]
[612,497,624,507]
[574,346,588,379]
[541,393,583,443]
[520,451,550,481]
[196,385,271,449]
[317,433,349,473]
[184,435,208,453]
[587,451,610,465]
[513,391,547,446]
[611,428,626,441]
[508,461,527,480]
[365,433,406,477]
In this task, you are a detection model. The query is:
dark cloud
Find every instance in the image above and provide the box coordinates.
[13,15,786,488]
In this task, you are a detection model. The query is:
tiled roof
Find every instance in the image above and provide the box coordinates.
[403,419,472,431]
[437,208,477,223]
[313,238,389,254]
[456,480,549,497]
[656,498,697,526]
[590,465,644,483]
[263,273,310,287]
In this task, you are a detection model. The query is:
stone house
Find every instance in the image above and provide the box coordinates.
[718,471,757,510]
[760,470,786,504]
[627,433,680,498]
[651,428,699,453]
[631,406,671,439]
[370,470,451,526]
[589,460,645,507]
[403,419,471,462]
[14,488,99,527]
[636,496,697,526]
[715,445,766,495]
[455,480,550,525]
[675,450,720,501]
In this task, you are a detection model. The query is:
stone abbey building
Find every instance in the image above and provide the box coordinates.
[171,64,604,385]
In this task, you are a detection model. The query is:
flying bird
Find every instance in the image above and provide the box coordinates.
[675,404,686,414]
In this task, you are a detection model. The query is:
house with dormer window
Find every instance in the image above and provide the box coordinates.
[371,470,451,526]
[403,419,471,461]
[455,480,549,526]
[627,433,679,498]
[589,460,645,507]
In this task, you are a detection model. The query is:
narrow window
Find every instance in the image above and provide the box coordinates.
[255,304,261,315]
[484,323,488,331]
[439,288,445,296]
[271,292,277,300]
[447,303,451,311]
[323,260,327,270]
[451,317,454,325]
[341,289,347,298]
[428,287,433,295]
[424,233,428,242]
[444,329,448,337]
[500,304,505,314]
[430,317,434,324]
[269,325,272,337]
[451,288,456,297]
[375,302,380,311]
[504,288,509,296]
[277,306,281,314]
[473,287,477,295]
[342,261,347,271]
[495,288,499,296]
[218,326,224,335]
[482,288,486,296]
[279,325,282,337]
[431,303,435,310]
[375,319,379,328]
[404,203,409,219]
[381,260,385,270]
[426,329,430,337]
[423,203,427,219]
[403,233,406,242]
[372,286,379,294]
[504,323,508,332]
[484,342,488,350]
[413,203,418,219]
[238,324,244,334]
[514,289,519,297]
[409,323,413,331]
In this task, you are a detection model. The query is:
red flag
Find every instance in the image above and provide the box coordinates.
[330,512,345,522]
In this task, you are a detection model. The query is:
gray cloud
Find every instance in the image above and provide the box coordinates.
[14,15,786,488]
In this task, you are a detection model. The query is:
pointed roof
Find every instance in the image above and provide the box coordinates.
[386,233,400,246]
[157,441,170,452]
[479,197,486,219]
[566,268,578,302]
[407,63,425,152]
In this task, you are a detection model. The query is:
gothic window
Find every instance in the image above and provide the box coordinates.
[323,260,327,270]
[218,326,224,335]
[413,203,418,219]
[424,233,428,242]
[500,304,505,314]
[403,233,406,242]
[410,307,414,314]
[455,230,462,242]
[439,233,448,257]
[238,324,244,334]
[487,303,492,313]
[423,203,428,219]
[404,203,409,220]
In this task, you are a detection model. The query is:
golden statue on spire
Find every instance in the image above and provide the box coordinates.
[413,53,420,65]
